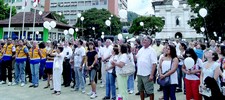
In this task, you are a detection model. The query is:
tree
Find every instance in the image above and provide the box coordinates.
[129,16,164,35]
[74,8,122,38]
[187,0,225,40]
[0,0,17,20]
[52,12,68,24]
[127,11,139,23]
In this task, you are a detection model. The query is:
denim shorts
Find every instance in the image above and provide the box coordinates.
[89,69,96,82]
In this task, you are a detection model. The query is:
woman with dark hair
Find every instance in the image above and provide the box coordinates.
[86,42,98,99]
[200,49,221,100]
[44,41,57,89]
[158,45,179,100]
[39,42,47,80]
[182,48,203,100]
[127,44,135,94]
[176,42,187,92]
[52,46,64,95]
[102,45,119,100]
[112,44,129,100]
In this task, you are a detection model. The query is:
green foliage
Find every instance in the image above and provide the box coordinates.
[127,11,139,23]
[74,8,122,38]
[0,0,17,20]
[52,12,68,24]
[187,0,225,40]
[129,16,164,35]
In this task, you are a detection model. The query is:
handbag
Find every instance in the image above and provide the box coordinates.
[157,59,173,87]
[119,54,135,76]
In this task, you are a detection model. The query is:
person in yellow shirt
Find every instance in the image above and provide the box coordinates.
[39,42,47,80]
[0,39,16,85]
[28,41,42,88]
[12,40,29,87]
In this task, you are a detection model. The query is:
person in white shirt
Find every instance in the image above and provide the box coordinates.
[100,39,113,87]
[62,41,73,87]
[182,48,202,100]
[71,40,86,93]
[136,37,157,100]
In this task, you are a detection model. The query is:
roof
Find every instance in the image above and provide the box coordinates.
[152,0,187,6]
[0,12,73,29]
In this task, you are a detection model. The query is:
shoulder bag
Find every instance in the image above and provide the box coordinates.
[119,54,135,76]
[157,59,173,87]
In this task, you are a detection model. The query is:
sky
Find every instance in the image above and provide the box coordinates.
[127,0,154,15]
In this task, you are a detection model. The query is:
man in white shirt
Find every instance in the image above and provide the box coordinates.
[100,39,113,87]
[71,40,86,93]
[62,41,73,87]
[136,37,157,100]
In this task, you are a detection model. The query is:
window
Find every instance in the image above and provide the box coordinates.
[85,1,91,6]
[78,1,85,6]
[175,16,181,27]
[71,2,77,6]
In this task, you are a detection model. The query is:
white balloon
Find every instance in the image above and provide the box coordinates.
[172,0,179,8]
[48,27,51,31]
[140,22,144,26]
[69,28,74,35]
[35,31,39,35]
[184,57,195,70]
[200,27,205,32]
[33,2,37,7]
[105,20,111,26]
[77,13,82,18]
[43,21,50,29]
[118,34,123,40]
[183,4,187,8]
[50,21,57,28]
[80,17,84,21]
[64,30,68,35]
[39,11,43,15]
[75,28,79,32]
[199,8,207,18]
[119,9,127,19]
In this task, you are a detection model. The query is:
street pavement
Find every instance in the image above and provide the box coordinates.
[0,79,185,100]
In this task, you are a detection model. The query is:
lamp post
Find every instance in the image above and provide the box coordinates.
[105,20,111,35]
[92,27,95,38]
[80,16,84,37]
[140,22,144,33]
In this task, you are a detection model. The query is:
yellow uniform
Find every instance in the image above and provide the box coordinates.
[15,46,28,63]
[29,47,41,64]
[2,44,15,61]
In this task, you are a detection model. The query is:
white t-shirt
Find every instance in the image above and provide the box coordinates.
[101,45,113,60]
[108,55,119,73]
[202,62,220,83]
[63,46,73,59]
[161,60,178,85]
[116,54,129,74]
[136,46,157,76]
[74,46,86,67]
[185,58,203,80]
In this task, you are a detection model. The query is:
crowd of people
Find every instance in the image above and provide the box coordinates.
[0,36,225,100]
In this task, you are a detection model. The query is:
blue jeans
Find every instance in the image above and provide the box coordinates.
[106,72,116,98]
[30,63,40,85]
[127,74,134,91]
[39,59,46,79]
[163,84,177,100]
[177,65,183,89]
[14,61,26,84]
[74,67,85,91]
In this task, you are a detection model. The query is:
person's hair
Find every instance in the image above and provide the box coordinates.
[135,39,141,45]
[120,44,128,54]
[52,41,58,49]
[221,46,225,56]
[58,46,64,52]
[180,42,187,50]
[79,40,83,45]
[127,44,131,53]
[38,42,46,49]
[145,36,153,45]
[166,45,177,59]
[200,44,206,50]
[184,48,198,64]
[113,46,119,55]
[212,51,219,61]
[88,41,95,50]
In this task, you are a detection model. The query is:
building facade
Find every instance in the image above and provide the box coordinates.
[4,0,44,13]
[49,0,127,26]
[152,0,204,39]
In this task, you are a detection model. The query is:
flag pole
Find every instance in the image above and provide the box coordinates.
[22,8,26,39]
[32,1,37,41]
[8,0,13,38]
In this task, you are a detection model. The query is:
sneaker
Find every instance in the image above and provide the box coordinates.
[8,82,12,86]
[12,82,18,86]
[0,81,6,85]
[102,96,110,100]
[82,90,86,94]
[100,84,105,88]
[21,83,25,87]
[90,93,97,99]
[129,90,134,94]
[87,91,93,96]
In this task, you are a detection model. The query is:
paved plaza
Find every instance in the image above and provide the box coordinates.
[0,79,185,100]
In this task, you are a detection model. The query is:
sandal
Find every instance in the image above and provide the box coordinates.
[44,85,50,89]
[56,91,61,95]
[52,91,57,94]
